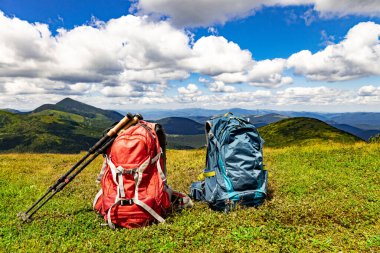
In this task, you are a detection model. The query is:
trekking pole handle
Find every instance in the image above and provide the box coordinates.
[107,113,134,137]
[118,115,140,133]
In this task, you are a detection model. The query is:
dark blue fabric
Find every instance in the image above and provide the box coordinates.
[190,113,268,211]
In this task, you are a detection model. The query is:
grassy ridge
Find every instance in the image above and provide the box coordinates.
[0,109,112,153]
[1,143,379,252]
[258,117,363,147]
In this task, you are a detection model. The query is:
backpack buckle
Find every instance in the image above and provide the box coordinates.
[124,168,138,175]
[119,199,133,206]
[116,167,137,175]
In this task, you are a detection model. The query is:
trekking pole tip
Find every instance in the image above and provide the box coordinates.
[17,212,32,223]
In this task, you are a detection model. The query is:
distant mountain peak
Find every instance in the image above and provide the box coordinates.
[56,97,92,109]
[59,97,75,102]
[32,97,123,121]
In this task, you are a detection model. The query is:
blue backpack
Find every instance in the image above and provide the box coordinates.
[190,113,268,211]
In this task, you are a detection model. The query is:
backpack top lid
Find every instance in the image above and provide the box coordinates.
[205,112,264,148]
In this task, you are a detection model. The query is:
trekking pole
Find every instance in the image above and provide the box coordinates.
[18,113,142,222]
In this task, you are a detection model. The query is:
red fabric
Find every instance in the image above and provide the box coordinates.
[94,121,171,228]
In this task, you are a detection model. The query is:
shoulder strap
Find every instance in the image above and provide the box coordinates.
[156,124,167,175]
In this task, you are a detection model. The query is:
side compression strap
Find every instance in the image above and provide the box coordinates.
[107,202,118,229]
[151,149,166,182]
[152,150,176,206]
[198,171,216,181]
[106,156,119,185]
[96,159,107,183]
[134,199,165,223]
[92,189,103,210]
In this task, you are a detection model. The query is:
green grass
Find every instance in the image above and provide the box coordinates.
[1,143,379,252]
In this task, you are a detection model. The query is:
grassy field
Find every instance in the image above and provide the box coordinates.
[0,143,379,252]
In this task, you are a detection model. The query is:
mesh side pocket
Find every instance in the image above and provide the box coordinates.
[189,181,205,201]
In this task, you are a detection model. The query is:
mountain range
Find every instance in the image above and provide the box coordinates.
[137,108,380,131]
[153,112,379,142]
[1,97,378,152]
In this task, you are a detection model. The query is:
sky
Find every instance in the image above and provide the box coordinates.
[0,0,380,112]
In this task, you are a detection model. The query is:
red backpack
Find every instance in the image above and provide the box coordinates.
[93,121,191,229]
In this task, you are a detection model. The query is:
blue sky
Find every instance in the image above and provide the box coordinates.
[0,0,380,112]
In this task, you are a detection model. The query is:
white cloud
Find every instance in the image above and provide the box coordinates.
[0,13,55,77]
[2,10,380,110]
[313,0,380,17]
[4,79,46,95]
[358,85,380,96]
[52,15,192,83]
[276,86,349,105]
[288,22,380,81]
[174,86,360,108]
[207,81,236,93]
[135,0,380,27]
[69,83,96,93]
[181,36,253,76]
[101,84,135,97]
[134,96,174,104]
[177,83,202,103]
[180,36,292,88]
[177,83,202,97]
[247,59,293,87]
[198,77,210,83]
[0,13,193,100]
[354,85,380,106]
[213,72,247,84]
[135,0,263,27]
[214,59,293,88]
[0,11,292,106]
[0,94,73,111]
[182,90,273,107]
[1,77,96,95]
